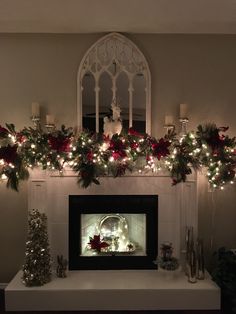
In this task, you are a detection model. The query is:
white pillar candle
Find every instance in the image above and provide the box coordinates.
[46,114,55,125]
[179,103,188,119]
[165,115,174,125]
[31,102,40,117]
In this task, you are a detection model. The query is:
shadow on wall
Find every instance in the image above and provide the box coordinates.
[198,173,236,270]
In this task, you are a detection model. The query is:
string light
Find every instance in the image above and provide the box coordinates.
[0,122,235,191]
[1,174,7,180]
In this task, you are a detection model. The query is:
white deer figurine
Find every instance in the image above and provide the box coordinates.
[103,101,122,138]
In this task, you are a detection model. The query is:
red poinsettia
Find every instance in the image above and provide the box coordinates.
[86,151,93,161]
[88,234,110,253]
[151,138,171,160]
[16,132,26,143]
[48,135,71,153]
[0,145,17,164]
[130,142,139,149]
[206,126,229,153]
[103,134,110,142]
[109,138,127,160]
[128,127,142,137]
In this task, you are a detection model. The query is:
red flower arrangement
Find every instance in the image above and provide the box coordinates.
[151,138,171,160]
[109,138,127,160]
[48,135,71,153]
[16,132,27,144]
[88,234,110,253]
[0,145,18,164]
[128,127,142,137]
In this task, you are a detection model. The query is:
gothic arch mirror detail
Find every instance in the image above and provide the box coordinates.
[77,33,151,134]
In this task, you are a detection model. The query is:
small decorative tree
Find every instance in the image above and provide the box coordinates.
[22,209,51,286]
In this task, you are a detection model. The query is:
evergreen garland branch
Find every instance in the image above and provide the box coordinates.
[0,123,235,191]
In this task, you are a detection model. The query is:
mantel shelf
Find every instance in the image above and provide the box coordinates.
[29,167,197,181]
[5,270,220,311]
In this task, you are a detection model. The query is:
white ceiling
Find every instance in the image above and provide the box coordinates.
[0,0,236,34]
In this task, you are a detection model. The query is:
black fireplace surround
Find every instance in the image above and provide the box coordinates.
[69,195,158,270]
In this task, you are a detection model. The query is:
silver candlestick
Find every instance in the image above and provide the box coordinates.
[31,116,41,130]
[164,124,175,137]
[45,124,55,133]
[179,118,189,137]
[187,249,197,283]
[197,239,205,280]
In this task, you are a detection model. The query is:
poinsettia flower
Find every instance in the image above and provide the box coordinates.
[204,126,229,152]
[103,134,110,142]
[16,132,27,143]
[112,150,126,160]
[130,142,139,149]
[86,151,93,161]
[152,138,171,160]
[88,234,110,252]
[48,135,71,152]
[109,138,127,160]
[207,135,224,151]
[109,138,126,151]
[0,145,17,164]
[128,128,141,137]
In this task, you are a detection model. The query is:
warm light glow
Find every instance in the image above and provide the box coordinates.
[1,174,7,180]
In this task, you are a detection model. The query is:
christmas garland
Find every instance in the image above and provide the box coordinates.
[0,123,235,191]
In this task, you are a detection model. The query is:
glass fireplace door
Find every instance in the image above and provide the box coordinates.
[81,213,146,256]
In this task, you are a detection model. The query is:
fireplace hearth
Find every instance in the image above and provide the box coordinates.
[69,195,158,270]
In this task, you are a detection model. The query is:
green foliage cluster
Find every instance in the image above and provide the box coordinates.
[0,123,235,190]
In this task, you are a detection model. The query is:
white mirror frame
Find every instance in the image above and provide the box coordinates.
[77,32,151,134]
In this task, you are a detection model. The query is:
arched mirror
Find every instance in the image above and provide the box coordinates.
[77,33,151,134]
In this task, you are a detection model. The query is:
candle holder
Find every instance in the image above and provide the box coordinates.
[179,118,189,137]
[187,249,197,283]
[164,124,175,137]
[31,116,41,130]
[45,123,55,133]
[184,226,194,275]
[196,239,205,280]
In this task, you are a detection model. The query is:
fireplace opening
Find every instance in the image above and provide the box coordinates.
[69,195,158,270]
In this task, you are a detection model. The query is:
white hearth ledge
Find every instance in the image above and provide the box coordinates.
[5,270,220,311]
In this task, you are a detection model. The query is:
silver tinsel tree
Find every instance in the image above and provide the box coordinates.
[22,209,51,286]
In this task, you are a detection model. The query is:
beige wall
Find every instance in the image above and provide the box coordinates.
[0,34,236,282]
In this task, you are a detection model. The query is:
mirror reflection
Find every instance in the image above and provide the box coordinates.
[78,33,151,134]
[82,70,146,133]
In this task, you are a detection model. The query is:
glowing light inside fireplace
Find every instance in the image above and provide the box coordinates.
[81,213,146,256]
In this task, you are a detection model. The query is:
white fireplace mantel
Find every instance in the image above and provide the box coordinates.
[27,168,198,262]
[5,169,221,311]
[6,269,220,311]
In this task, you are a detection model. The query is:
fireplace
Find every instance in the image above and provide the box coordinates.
[69,195,158,270]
